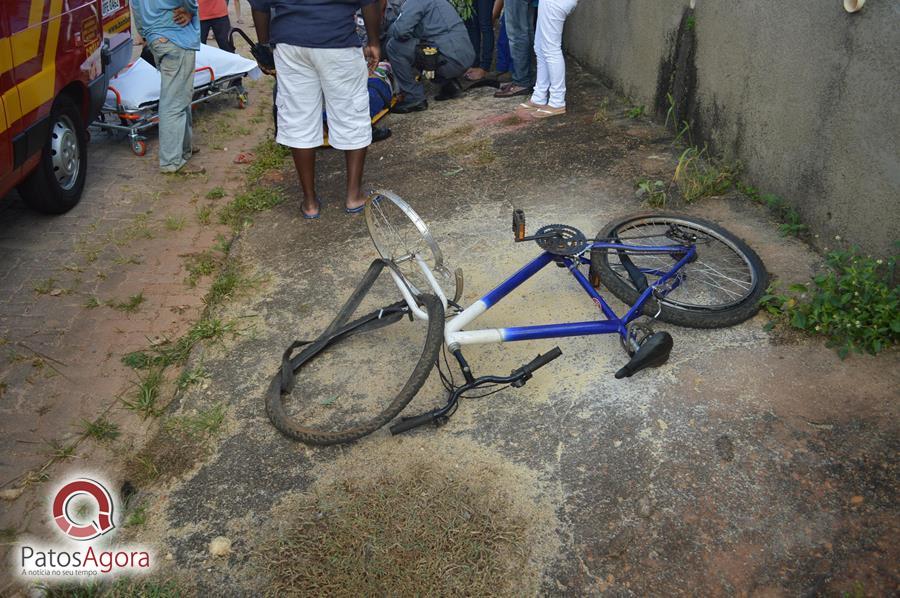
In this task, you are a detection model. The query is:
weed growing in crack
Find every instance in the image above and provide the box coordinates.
[205,186,226,200]
[107,292,146,313]
[122,369,165,418]
[673,146,740,202]
[81,417,121,442]
[164,215,186,231]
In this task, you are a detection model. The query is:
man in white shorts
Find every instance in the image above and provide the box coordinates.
[250,0,381,218]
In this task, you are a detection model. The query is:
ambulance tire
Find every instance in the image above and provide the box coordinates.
[18,94,87,215]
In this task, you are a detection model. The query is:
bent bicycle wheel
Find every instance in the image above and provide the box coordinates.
[265,294,445,446]
[591,212,768,328]
[365,190,457,300]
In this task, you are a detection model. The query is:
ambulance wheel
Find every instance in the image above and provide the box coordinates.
[18,95,87,214]
[131,139,147,156]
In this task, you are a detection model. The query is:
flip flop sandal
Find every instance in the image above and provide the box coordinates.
[345,204,365,215]
[303,198,322,220]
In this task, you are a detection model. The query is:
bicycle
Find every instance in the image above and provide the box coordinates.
[266,191,767,445]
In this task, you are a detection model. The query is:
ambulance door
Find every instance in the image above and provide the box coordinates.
[0,9,20,192]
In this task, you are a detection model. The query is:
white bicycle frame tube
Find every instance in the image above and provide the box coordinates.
[388,255,503,348]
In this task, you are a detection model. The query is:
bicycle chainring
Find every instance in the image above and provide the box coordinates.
[535,224,589,256]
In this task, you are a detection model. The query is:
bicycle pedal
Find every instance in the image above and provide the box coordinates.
[615,332,673,379]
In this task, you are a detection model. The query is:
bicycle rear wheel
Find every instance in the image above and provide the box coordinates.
[591,212,767,328]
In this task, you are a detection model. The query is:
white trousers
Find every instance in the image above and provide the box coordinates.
[531,0,579,108]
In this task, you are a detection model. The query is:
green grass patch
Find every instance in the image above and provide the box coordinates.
[122,317,235,371]
[246,137,291,183]
[81,417,120,442]
[125,504,148,527]
[166,403,226,438]
[176,365,208,390]
[737,183,809,237]
[627,105,645,119]
[33,278,56,295]
[122,368,165,418]
[762,247,899,357]
[107,292,146,313]
[196,204,213,225]
[184,251,221,287]
[673,146,740,202]
[635,178,669,208]
[219,186,287,227]
[205,186,227,200]
[164,215,186,231]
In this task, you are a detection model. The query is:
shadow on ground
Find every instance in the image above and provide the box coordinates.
[116,64,897,596]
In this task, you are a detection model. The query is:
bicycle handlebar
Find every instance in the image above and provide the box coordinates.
[390,346,563,435]
[521,347,563,375]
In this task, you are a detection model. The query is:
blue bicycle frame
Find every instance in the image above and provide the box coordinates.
[443,241,696,349]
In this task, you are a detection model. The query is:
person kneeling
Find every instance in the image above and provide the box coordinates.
[386,0,475,113]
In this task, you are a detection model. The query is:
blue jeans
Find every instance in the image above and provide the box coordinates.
[149,39,195,172]
[386,37,468,104]
[464,0,495,71]
[504,0,536,87]
[496,14,513,73]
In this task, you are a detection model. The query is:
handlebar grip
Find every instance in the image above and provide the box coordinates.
[389,412,436,435]
[523,347,563,374]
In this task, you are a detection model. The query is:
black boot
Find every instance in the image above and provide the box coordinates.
[435,79,463,101]
[393,99,428,114]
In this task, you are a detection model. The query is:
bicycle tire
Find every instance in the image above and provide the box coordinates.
[591,212,768,329]
[265,294,445,445]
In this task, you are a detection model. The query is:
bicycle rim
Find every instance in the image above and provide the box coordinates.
[365,190,454,298]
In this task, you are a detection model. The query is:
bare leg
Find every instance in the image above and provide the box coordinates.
[344,147,368,211]
[290,147,319,217]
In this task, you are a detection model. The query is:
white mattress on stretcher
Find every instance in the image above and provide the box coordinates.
[104,44,262,111]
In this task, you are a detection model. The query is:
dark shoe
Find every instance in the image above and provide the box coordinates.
[372,126,392,143]
[435,79,463,101]
[392,99,428,114]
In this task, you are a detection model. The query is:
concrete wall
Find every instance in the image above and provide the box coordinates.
[565,0,899,257]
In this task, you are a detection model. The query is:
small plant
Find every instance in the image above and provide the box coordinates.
[46,440,76,460]
[184,251,220,287]
[627,105,645,119]
[84,296,101,309]
[593,98,610,123]
[107,292,146,313]
[197,204,213,225]
[761,247,899,357]
[673,146,739,202]
[685,15,696,30]
[176,365,208,390]
[635,178,668,207]
[33,278,56,295]
[205,186,226,200]
[166,403,226,438]
[81,417,120,442]
[164,215,186,231]
[122,369,165,418]
[737,184,809,237]
[125,504,147,527]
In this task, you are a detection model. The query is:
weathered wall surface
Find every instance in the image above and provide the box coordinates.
[565,1,899,257]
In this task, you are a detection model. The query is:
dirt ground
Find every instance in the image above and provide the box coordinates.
[2,57,898,596]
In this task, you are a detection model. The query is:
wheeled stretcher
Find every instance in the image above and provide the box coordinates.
[92,44,262,156]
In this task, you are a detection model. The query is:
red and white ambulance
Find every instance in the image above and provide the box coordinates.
[0,0,131,213]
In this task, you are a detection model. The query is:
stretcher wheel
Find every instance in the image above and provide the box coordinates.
[131,139,147,156]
